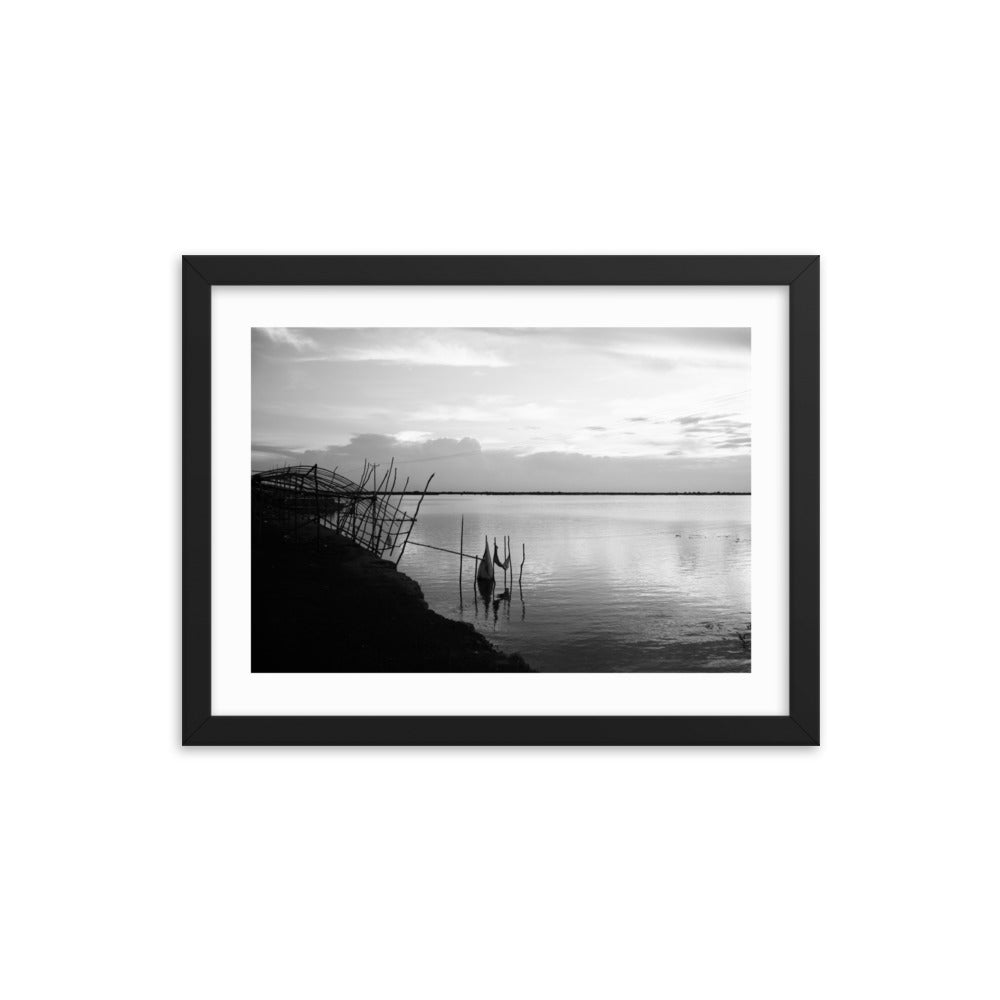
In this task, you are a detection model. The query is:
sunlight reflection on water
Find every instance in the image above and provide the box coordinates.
[396,495,750,672]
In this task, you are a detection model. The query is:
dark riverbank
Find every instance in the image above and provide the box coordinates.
[252,528,531,672]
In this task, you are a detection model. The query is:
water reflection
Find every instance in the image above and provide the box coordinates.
[397,495,751,672]
[471,577,522,627]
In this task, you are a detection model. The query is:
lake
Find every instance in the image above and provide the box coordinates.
[395,494,750,672]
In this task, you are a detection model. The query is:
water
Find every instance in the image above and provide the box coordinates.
[396,495,750,672]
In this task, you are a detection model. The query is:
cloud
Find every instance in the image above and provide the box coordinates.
[616,328,750,353]
[257,327,318,351]
[252,327,752,487]
[715,435,752,449]
[269,433,483,468]
[408,404,502,423]
[252,434,750,492]
[670,413,752,454]
[259,329,513,368]
[600,328,750,370]
[609,355,679,373]
[674,412,738,425]
[331,340,510,367]
[251,442,303,461]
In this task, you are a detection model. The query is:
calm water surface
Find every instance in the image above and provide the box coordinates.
[396,495,750,672]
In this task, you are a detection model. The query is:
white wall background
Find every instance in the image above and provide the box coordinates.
[4,2,997,998]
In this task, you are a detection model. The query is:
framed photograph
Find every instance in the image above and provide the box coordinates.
[183,256,819,745]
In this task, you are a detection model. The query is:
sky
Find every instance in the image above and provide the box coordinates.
[251,327,750,491]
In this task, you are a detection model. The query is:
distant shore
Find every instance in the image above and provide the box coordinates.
[252,526,530,673]
[381,491,751,497]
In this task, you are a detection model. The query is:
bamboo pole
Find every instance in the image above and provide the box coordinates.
[371,466,379,552]
[372,460,396,555]
[331,467,340,531]
[395,473,434,566]
[314,464,320,542]
[394,476,410,550]
[293,470,300,542]
[459,515,464,608]
[384,468,399,547]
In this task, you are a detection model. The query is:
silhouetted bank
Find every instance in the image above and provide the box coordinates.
[252,527,531,673]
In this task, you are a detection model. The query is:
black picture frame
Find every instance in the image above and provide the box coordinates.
[183,255,819,746]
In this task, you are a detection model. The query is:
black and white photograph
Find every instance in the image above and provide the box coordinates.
[251,325,751,673]
[10,1,1000,997]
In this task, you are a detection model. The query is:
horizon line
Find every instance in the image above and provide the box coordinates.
[388,490,751,496]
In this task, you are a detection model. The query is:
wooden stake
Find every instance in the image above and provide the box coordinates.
[396,473,434,566]
[459,515,464,606]
[314,464,320,542]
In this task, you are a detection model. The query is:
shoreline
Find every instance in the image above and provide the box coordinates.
[252,527,531,673]
[390,491,751,496]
